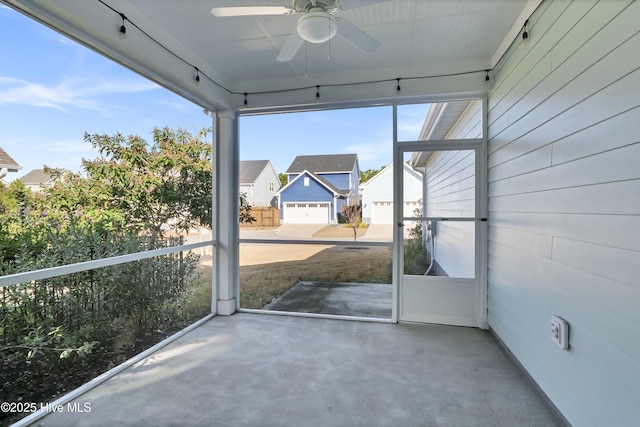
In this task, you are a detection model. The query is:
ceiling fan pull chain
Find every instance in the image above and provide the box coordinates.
[328,15,332,61]
[305,42,309,78]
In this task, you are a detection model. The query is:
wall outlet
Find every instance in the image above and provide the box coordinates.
[551,315,569,350]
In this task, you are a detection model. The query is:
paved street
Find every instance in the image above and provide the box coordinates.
[240,223,393,242]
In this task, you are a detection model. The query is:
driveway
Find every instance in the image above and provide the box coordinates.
[240,223,393,242]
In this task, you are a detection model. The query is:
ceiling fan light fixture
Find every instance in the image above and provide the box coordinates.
[297,10,337,44]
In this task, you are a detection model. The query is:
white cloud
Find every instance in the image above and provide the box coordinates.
[0,75,159,112]
[397,122,424,140]
[153,98,187,111]
[27,139,100,173]
[397,104,430,141]
[345,140,390,169]
[306,112,328,123]
[57,36,75,46]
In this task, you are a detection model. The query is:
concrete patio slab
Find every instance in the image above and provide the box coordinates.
[34,313,563,427]
[263,281,392,319]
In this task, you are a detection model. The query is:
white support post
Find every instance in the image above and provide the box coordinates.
[215,110,239,315]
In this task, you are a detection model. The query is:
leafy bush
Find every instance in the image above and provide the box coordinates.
[0,219,199,360]
[403,206,430,275]
[0,128,211,421]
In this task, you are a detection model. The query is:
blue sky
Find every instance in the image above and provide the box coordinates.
[0,5,428,180]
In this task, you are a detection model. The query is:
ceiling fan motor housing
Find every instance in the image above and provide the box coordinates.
[297,9,338,43]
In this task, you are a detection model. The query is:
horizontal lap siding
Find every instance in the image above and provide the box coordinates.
[487,1,640,426]
[361,166,393,221]
[446,100,483,139]
[426,116,477,277]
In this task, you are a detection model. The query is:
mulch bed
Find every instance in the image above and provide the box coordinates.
[0,323,192,426]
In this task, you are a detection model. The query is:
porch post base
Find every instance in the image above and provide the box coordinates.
[217,298,237,316]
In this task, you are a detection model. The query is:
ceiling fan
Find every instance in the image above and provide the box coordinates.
[211,0,389,61]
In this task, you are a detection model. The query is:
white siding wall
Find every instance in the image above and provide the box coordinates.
[446,100,482,140]
[487,1,640,426]
[424,100,482,277]
[252,165,279,207]
[361,164,393,221]
[361,163,422,223]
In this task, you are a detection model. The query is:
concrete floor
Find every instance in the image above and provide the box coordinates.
[34,314,563,427]
[263,281,392,318]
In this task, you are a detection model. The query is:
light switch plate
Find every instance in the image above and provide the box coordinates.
[551,315,569,350]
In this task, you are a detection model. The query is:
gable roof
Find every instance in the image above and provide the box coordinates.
[311,172,350,197]
[239,160,271,184]
[20,168,64,185]
[286,154,357,174]
[0,147,21,172]
[360,162,423,190]
[276,170,348,198]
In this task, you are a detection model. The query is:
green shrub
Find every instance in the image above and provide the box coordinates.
[0,220,199,361]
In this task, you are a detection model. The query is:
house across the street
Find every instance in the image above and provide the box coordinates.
[277,154,359,224]
[360,162,423,224]
[19,168,66,193]
[0,146,22,182]
[239,160,280,207]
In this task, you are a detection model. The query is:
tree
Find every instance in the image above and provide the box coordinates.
[47,127,215,233]
[239,192,256,224]
[278,172,288,188]
[342,203,363,249]
[360,167,383,184]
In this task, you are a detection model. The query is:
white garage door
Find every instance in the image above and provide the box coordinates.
[372,201,422,224]
[372,201,393,224]
[284,202,330,224]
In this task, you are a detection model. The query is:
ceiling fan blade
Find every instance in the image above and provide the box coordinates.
[335,18,380,54]
[211,6,294,17]
[276,31,304,62]
[335,0,390,11]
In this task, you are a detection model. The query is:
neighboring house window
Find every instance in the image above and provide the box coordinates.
[304,177,310,186]
[269,181,275,192]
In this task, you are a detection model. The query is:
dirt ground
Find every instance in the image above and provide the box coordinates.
[240,244,333,267]
[238,225,370,266]
[312,225,368,238]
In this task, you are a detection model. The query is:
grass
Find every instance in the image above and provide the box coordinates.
[240,245,392,309]
[183,255,213,319]
[183,245,393,312]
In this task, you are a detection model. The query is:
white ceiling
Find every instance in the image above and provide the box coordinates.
[4,0,540,111]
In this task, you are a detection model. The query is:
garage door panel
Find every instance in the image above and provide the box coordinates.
[372,201,393,224]
[372,201,422,224]
[284,203,330,224]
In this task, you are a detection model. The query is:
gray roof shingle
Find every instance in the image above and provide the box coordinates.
[286,154,357,174]
[239,160,270,184]
[0,147,21,171]
[20,169,56,185]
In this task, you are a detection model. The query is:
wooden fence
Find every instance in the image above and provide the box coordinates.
[241,206,280,228]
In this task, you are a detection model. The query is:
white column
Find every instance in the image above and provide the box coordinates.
[215,109,239,315]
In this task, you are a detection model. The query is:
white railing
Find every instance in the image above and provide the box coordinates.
[0,240,215,288]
